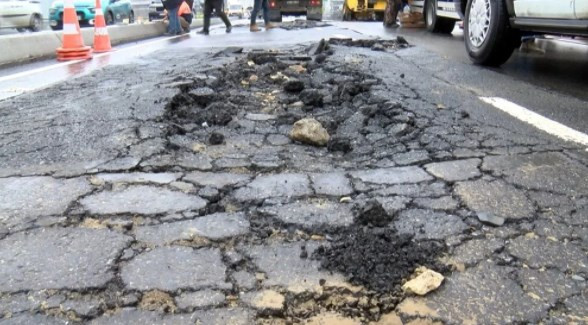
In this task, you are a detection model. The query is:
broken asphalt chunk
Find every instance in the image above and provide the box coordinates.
[477,212,505,227]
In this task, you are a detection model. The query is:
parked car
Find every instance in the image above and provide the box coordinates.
[226,3,244,18]
[148,0,164,20]
[0,0,43,32]
[411,0,588,66]
[465,0,588,66]
[49,0,134,30]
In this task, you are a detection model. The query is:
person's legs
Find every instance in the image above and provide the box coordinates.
[200,0,212,33]
[179,16,190,32]
[383,0,400,27]
[261,0,269,25]
[251,0,261,25]
[213,0,231,30]
[168,6,181,34]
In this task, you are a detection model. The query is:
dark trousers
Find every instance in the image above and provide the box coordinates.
[203,0,231,31]
[250,0,269,25]
[384,0,402,26]
[167,6,182,34]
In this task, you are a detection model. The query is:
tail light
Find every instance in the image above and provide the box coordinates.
[270,1,276,8]
[310,0,321,6]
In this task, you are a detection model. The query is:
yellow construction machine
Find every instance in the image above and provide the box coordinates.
[342,0,386,21]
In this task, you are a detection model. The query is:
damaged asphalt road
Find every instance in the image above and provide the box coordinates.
[0,23,587,325]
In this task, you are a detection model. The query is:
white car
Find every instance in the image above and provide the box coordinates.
[411,0,588,66]
[0,0,43,32]
[227,4,244,19]
[465,0,588,66]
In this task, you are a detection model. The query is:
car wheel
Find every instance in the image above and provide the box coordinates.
[425,0,455,33]
[464,0,520,66]
[129,11,134,24]
[50,22,63,30]
[106,11,114,25]
[29,14,43,32]
[17,28,27,32]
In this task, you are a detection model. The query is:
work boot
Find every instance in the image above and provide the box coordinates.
[265,22,277,29]
[250,24,261,32]
[226,26,232,33]
[197,29,209,35]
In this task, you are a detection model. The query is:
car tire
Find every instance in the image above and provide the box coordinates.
[27,14,43,32]
[464,0,520,66]
[106,11,114,25]
[129,11,135,24]
[50,23,62,31]
[425,0,455,33]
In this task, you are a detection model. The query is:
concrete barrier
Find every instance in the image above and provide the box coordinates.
[0,21,167,67]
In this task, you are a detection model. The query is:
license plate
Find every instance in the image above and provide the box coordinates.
[287,1,298,5]
[77,14,82,20]
[50,20,57,26]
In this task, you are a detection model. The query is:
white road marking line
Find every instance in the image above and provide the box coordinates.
[480,97,588,151]
[0,33,187,83]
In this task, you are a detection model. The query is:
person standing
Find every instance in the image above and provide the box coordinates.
[197,0,232,35]
[163,0,183,34]
[383,0,402,28]
[249,0,275,32]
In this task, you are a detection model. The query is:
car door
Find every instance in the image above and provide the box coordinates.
[0,0,24,28]
[108,0,125,21]
[513,0,575,19]
[0,0,7,28]
[14,0,34,26]
[575,0,588,18]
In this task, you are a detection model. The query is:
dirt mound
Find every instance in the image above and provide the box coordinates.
[279,20,332,30]
[164,92,237,126]
[313,227,447,293]
[329,37,410,51]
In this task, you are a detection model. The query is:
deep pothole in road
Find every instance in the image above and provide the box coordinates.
[157,38,451,322]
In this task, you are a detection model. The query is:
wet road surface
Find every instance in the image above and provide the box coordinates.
[0,20,587,325]
[1,20,587,134]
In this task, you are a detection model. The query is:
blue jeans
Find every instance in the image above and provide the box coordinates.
[250,0,269,25]
[168,7,182,34]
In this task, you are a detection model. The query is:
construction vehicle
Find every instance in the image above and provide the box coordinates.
[342,0,386,21]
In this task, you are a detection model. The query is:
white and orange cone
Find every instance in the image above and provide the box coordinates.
[92,0,111,52]
[56,0,92,61]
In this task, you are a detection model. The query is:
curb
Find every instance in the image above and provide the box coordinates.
[0,20,203,67]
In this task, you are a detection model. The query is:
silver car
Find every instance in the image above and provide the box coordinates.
[0,0,43,32]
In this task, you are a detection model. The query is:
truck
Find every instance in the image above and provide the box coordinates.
[342,0,387,21]
[267,0,322,22]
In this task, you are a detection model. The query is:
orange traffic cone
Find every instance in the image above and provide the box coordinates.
[56,0,92,61]
[92,0,111,52]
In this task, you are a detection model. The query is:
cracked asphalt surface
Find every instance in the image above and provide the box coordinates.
[0,22,587,325]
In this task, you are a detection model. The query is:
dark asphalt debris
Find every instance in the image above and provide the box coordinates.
[355,200,392,227]
[208,132,225,145]
[284,79,305,93]
[314,227,447,293]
